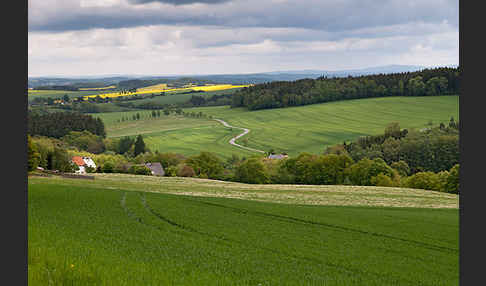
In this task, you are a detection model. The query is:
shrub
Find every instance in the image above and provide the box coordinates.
[85,166,96,173]
[444,164,459,194]
[186,152,224,179]
[370,173,394,187]
[404,172,441,191]
[235,158,269,184]
[345,158,395,186]
[177,164,196,177]
[101,162,115,173]
[391,161,410,177]
[28,135,41,171]
[437,170,450,192]
[165,166,178,177]
[129,165,152,176]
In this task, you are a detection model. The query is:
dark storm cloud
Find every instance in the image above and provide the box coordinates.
[29,0,458,34]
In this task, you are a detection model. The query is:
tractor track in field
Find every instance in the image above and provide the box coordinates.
[214,119,265,153]
[182,198,458,254]
[135,193,429,285]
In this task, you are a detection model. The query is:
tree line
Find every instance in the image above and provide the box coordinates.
[27,111,106,139]
[327,120,459,174]
[231,67,460,110]
[28,128,459,195]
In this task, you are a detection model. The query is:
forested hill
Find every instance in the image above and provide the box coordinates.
[231,67,460,110]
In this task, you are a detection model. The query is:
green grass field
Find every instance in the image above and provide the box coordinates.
[187,96,460,155]
[127,88,238,107]
[28,174,459,285]
[27,90,108,101]
[93,96,459,158]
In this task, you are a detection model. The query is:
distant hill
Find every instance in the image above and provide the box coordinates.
[28,77,133,89]
[190,65,427,84]
[28,65,435,88]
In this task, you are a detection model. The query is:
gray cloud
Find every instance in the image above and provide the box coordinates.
[28,0,458,77]
[128,0,230,5]
[28,0,458,34]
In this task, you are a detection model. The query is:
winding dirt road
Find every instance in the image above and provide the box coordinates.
[214,119,265,153]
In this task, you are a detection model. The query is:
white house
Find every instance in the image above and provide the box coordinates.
[82,157,97,169]
[71,156,97,174]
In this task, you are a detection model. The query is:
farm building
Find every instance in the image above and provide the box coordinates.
[267,154,289,160]
[71,156,97,174]
[127,162,165,176]
[144,162,165,176]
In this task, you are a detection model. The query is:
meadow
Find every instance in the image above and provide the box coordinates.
[27,89,107,101]
[28,174,459,285]
[93,96,459,158]
[124,87,239,107]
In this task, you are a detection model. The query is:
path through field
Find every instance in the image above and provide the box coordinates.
[214,118,265,153]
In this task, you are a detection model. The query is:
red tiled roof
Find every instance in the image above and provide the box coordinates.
[72,156,86,166]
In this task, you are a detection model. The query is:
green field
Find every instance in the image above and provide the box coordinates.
[28,174,459,285]
[127,88,238,107]
[27,90,108,101]
[93,96,459,158]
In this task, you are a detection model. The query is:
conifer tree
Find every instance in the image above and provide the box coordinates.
[134,135,146,157]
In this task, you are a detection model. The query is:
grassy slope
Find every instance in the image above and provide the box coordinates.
[28,175,459,285]
[188,96,460,155]
[94,96,458,158]
[92,112,254,157]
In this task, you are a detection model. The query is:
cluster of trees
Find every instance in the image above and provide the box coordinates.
[61,130,106,154]
[181,94,233,108]
[231,67,460,110]
[182,110,212,119]
[34,85,79,91]
[30,95,70,106]
[113,108,211,123]
[113,135,149,157]
[27,111,106,139]
[114,93,231,111]
[325,120,459,174]
[135,150,459,194]
[28,135,77,173]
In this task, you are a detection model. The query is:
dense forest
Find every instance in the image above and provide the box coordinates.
[325,120,459,175]
[231,67,460,110]
[34,85,80,91]
[27,111,106,139]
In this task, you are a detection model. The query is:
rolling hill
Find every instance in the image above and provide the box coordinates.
[93,95,459,158]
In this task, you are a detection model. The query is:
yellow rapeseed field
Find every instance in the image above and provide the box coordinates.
[83,84,251,100]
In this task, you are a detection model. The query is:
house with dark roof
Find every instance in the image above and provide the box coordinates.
[144,162,165,176]
[267,154,289,160]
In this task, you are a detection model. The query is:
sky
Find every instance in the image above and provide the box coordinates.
[28,0,459,77]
